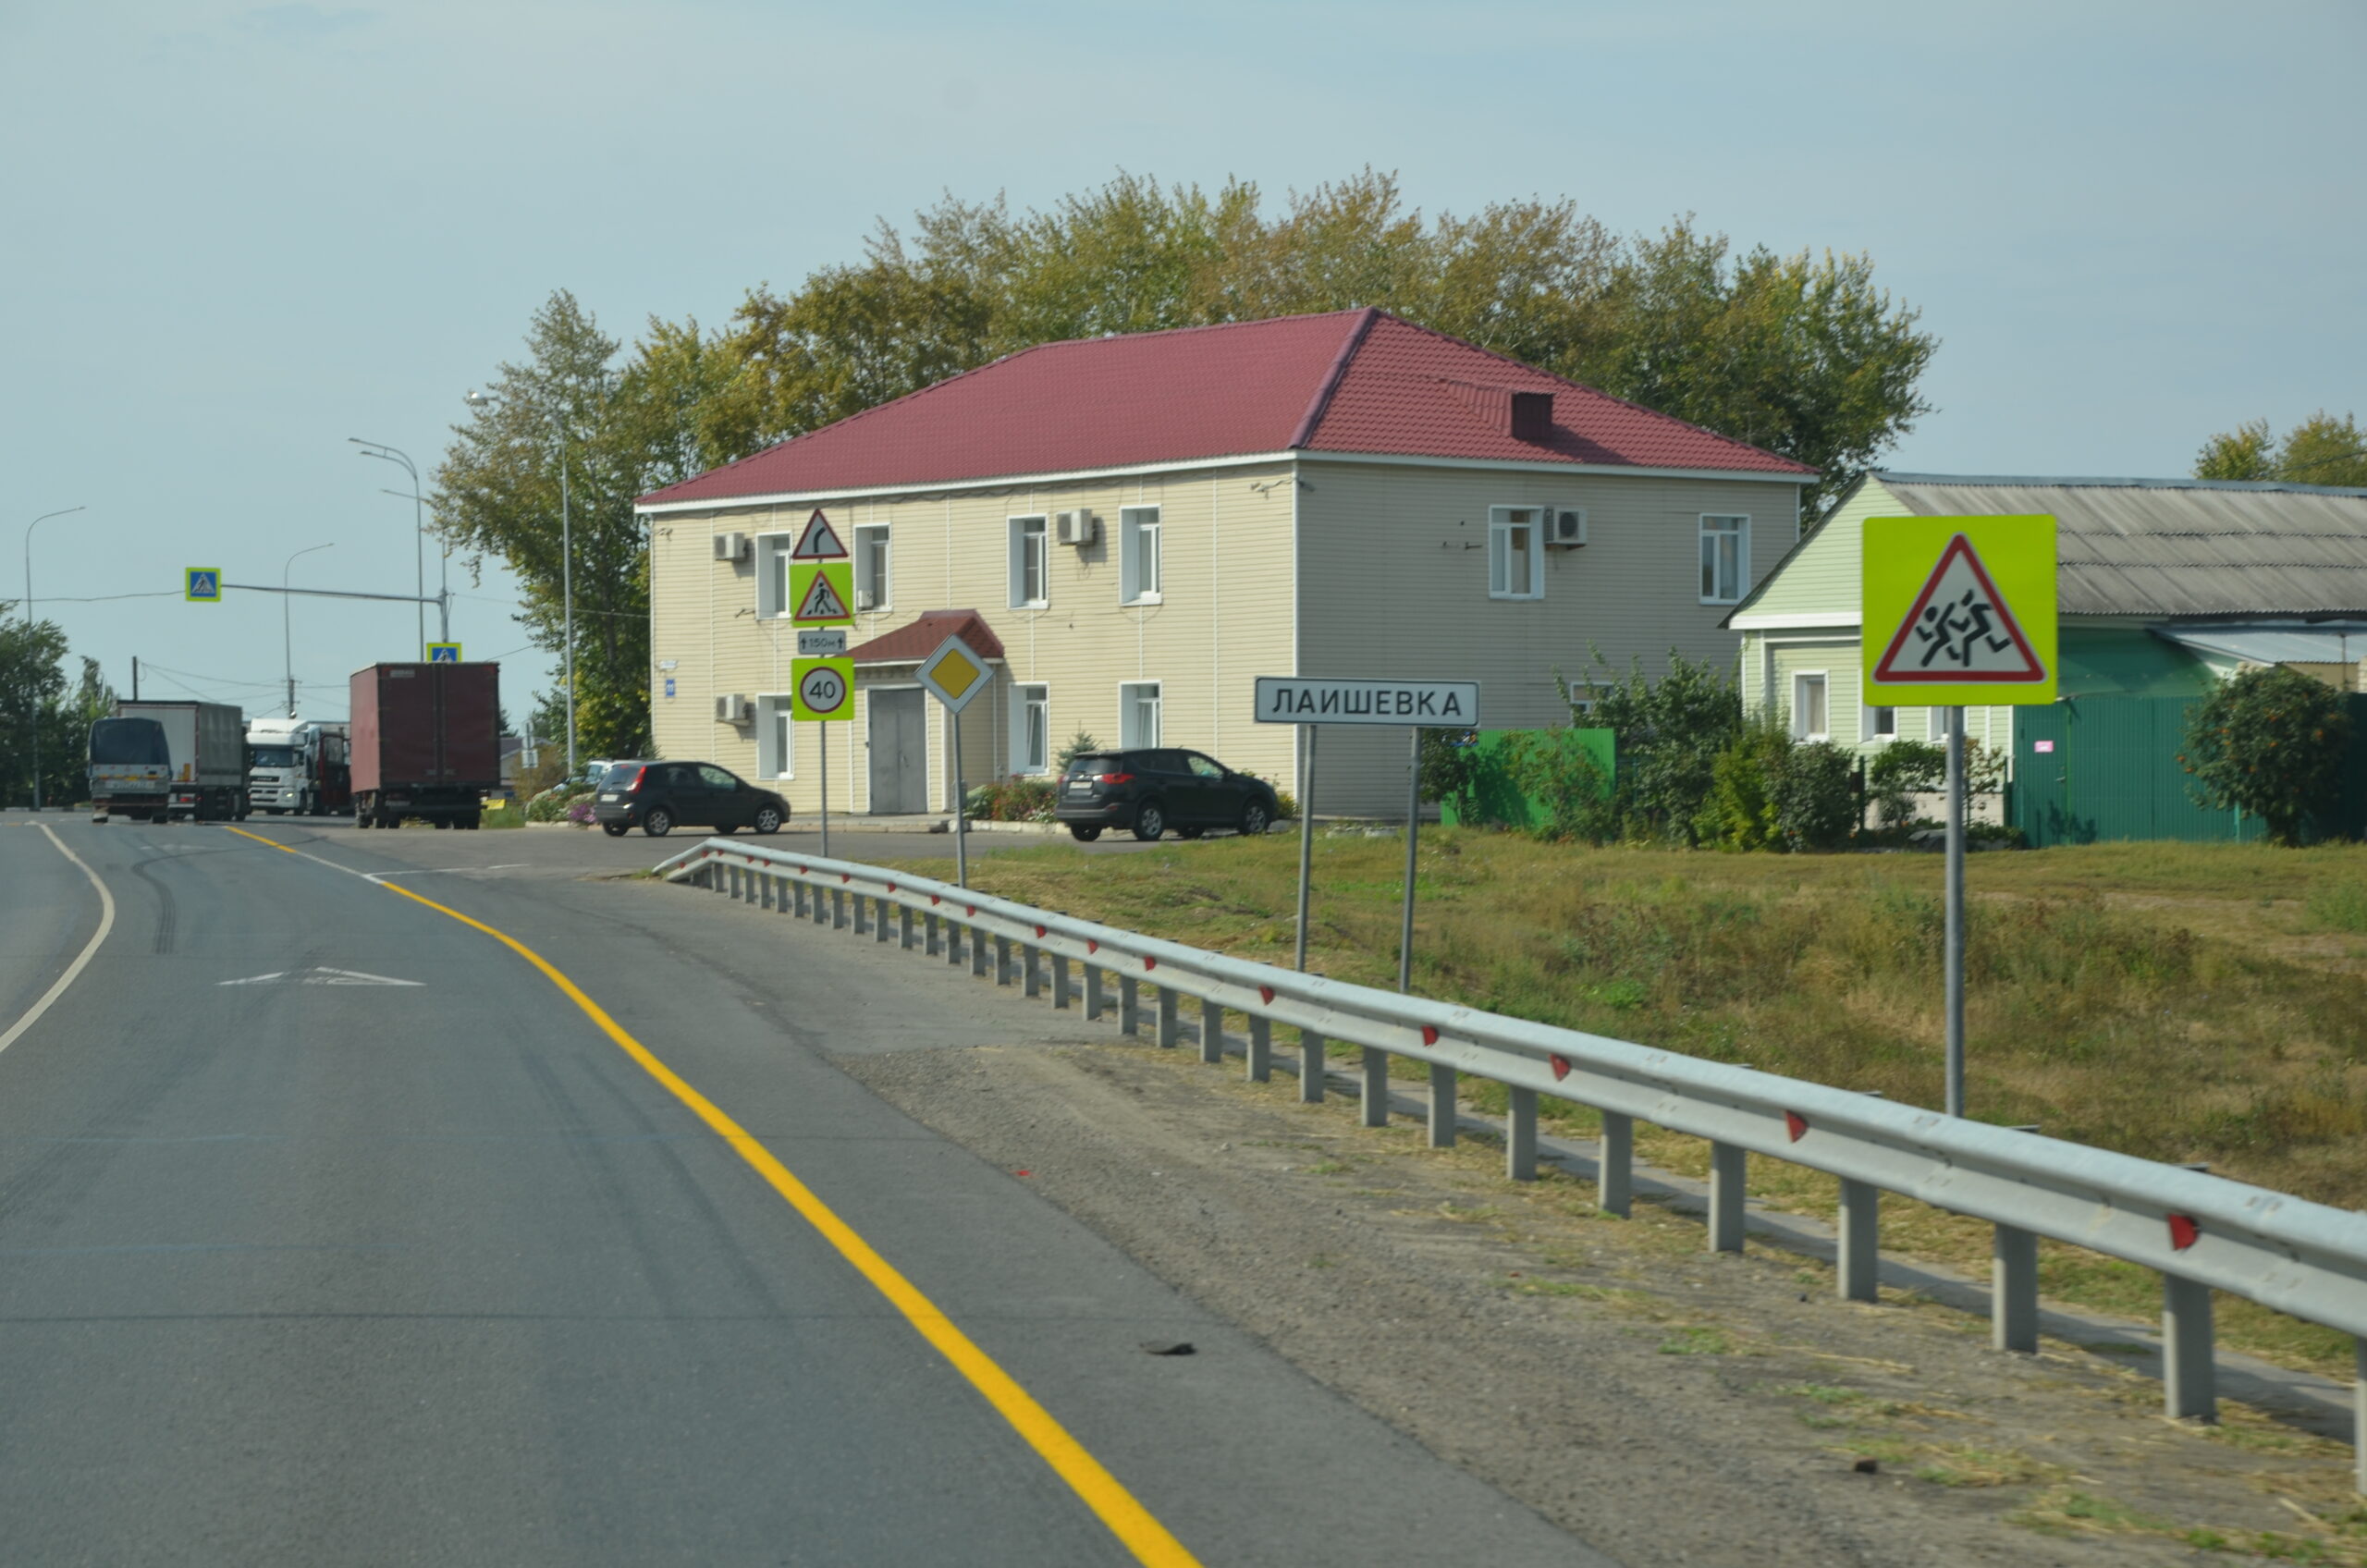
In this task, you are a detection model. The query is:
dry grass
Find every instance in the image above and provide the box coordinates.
[900,831,2367,1375]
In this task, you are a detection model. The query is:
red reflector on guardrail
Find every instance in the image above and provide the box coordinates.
[1143,957,1157,972]
[1549,1055,1571,1080]
[1087,939,1099,953]
[1421,1026,1439,1046]
[2169,1214,2201,1251]
[1785,1110,1809,1143]
[1034,925,1047,938]
[1258,985,1274,1004]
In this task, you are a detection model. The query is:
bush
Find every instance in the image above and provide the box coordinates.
[1503,728,1620,843]
[525,783,592,823]
[2180,666,2352,846]
[1054,729,1100,772]
[1867,739,1945,830]
[1417,729,1481,817]
[1565,648,1742,845]
[1698,716,1790,850]
[966,777,1058,822]
[1772,741,1859,851]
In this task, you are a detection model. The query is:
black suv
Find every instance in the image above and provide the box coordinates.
[593,761,789,838]
[1055,749,1280,842]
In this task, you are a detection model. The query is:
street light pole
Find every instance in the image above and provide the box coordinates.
[349,438,424,656]
[283,543,334,718]
[381,489,450,643]
[22,505,88,811]
[464,389,574,778]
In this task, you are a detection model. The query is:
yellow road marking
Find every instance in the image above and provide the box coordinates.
[219,824,1199,1567]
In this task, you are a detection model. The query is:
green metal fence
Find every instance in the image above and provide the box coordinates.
[1438,729,1615,831]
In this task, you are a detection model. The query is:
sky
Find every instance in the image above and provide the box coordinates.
[5,0,2361,723]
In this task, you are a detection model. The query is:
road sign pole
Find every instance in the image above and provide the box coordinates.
[948,702,969,891]
[1944,704,1967,1118]
[818,723,830,860]
[1398,726,1420,994]
[1294,724,1318,973]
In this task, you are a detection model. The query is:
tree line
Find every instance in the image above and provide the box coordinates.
[435,169,1942,759]
[0,608,117,807]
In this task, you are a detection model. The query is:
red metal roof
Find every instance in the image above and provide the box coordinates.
[846,609,1004,666]
[639,309,1809,508]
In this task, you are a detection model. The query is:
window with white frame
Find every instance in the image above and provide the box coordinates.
[1699,514,1749,604]
[853,524,891,612]
[759,538,792,618]
[1792,672,1829,741]
[1008,516,1049,607]
[1489,507,1544,599]
[1929,707,1953,743]
[1014,684,1049,774]
[1863,703,1897,742]
[757,695,796,778]
[1120,506,1161,604]
[1119,680,1161,749]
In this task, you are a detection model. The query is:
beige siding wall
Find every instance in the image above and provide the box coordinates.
[646,463,1301,818]
[1294,461,1804,815]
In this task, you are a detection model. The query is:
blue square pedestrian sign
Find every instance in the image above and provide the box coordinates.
[427,643,462,663]
[185,568,221,603]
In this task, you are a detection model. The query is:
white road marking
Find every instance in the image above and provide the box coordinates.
[1,827,119,1056]
[216,967,423,988]
[218,972,289,986]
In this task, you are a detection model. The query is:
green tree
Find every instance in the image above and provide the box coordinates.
[2179,666,2352,847]
[1568,648,1744,846]
[2193,411,2367,487]
[0,607,72,807]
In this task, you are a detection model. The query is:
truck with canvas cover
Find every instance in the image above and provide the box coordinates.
[245,717,351,815]
[350,662,500,829]
[89,701,250,822]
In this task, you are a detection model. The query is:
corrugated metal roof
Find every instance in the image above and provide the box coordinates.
[2153,623,2367,666]
[1875,474,2367,618]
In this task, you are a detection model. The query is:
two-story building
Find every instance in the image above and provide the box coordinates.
[635,308,1811,817]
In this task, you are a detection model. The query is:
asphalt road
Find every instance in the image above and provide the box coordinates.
[0,817,1599,1566]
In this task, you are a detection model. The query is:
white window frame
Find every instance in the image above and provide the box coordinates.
[1862,701,1898,744]
[1118,680,1162,749]
[1792,671,1830,741]
[1008,515,1049,608]
[757,535,792,619]
[853,523,891,613]
[1488,506,1545,600]
[1012,683,1050,775]
[1699,514,1750,605]
[756,694,796,778]
[1119,505,1162,605]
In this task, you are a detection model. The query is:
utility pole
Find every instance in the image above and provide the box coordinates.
[282,543,333,719]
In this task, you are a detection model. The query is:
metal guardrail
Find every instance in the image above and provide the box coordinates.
[656,836,2367,1482]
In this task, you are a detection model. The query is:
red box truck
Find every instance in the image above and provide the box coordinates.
[350,662,501,830]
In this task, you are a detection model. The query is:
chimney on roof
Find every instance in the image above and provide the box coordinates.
[1510,391,1555,444]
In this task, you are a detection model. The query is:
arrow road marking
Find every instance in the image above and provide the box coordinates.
[216,967,423,987]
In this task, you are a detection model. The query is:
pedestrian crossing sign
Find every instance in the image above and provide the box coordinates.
[1863,515,2055,705]
[185,568,221,603]
[791,561,854,626]
[427,643,462,663]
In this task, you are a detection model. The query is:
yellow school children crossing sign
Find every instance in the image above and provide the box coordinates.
[1863,515,2057,706]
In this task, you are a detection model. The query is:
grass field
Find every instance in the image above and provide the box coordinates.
[890,830,2367,1374]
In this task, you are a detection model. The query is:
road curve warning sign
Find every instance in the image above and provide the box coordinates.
[790,508,847,560]
[1253,677,1479,727]
[1863,515,2056,706]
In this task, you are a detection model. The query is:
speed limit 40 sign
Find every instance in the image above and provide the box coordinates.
[791,656,853,722]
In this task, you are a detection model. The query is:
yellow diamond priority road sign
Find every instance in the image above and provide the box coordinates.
[915,634,991,714]
[1863,515,2056,706]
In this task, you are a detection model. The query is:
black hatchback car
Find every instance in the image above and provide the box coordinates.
[1055,748,1280,842]
[594,761,789,838]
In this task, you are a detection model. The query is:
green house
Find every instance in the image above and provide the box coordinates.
[1723,472,2367,843]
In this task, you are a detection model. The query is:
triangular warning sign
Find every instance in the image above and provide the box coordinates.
[1872,533,2047,683]
[795,571,850,621]
[790,508,847,560]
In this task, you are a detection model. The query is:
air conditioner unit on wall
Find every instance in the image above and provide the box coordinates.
[713,531,751,562]
[1056,509,1097,546]
[1547,509,1588,547]
[715,694,753,725]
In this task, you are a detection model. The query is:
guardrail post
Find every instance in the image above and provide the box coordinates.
[2163,1274,2216,1422]
[1085,964,1106,1021]
[831,888,848,930]
[1361,1048,1389,1128]
[1246,1016,1269,1083]
[2353,1340,2364,1496]
[1119,974,1139,1035]
[970,927,990,978]
[1299,1030,1326,1104]
[1598,1112,1633,1218]
[1052,954,1073,1010]
[899,906,915,949]
[727,864,742,900]
[1156,987,1180,1048]
[994,936,1013,985]
[1024,945,1042,998]
[793,880,809,918]
[876,898,893,943]
[926,912,941,955]
[1708,1142,1746,1253]
[852,892,870,934]
[1200,998,1225,1064]
[1506,1085,1537,1182]
[757,871,773,911]
[1837,1180,1879,1303]
[1428,1064,1456,1148]
[1992,1225,2039,1352]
